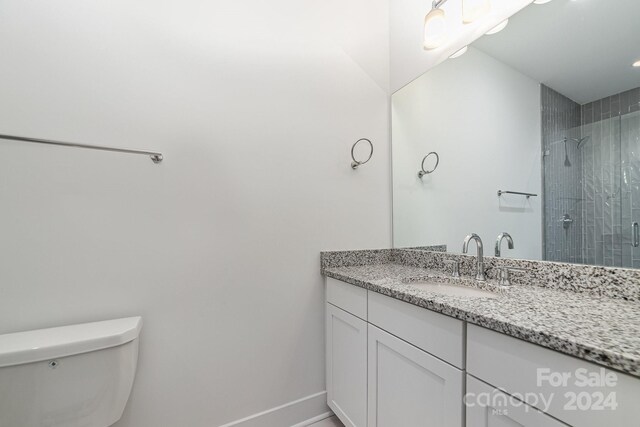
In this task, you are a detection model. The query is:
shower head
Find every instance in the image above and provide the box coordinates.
[568,136,591,149]
[557,135,590,168]
[577,136,590,149]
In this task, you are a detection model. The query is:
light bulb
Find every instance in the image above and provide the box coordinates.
[533,0,553,4]
[633,60,640,68]
[463,0,491,23]
[424,8,448,50]
[449,46,468,59]
[486,19,508,35]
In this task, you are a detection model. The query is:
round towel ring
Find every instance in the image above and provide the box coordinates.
[351,138,374,169]
[418,152,439,178]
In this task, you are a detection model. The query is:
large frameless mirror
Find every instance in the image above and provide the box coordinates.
[392,0,640,267]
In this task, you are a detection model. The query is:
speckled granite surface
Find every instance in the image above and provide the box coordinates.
[394,248,640,302]
[322,248,640,301]
[405,244,447,252]
[321,250,640,377]
[320,249,393,269]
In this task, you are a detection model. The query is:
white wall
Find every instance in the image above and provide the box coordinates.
[390,0,532,92]
[0,1,391,426]
[392,47,542,260]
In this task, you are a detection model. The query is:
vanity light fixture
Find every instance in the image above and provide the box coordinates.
[449,45,468,59]
[533,0,553,4]
[462,0,491,24]
[424,0,449,50]
[486,19,508,35]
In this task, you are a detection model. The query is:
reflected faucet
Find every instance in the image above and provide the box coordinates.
[495,232,514,257]
[462,234,485,281]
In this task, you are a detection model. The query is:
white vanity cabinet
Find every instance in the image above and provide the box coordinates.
[367,325,463,426]
[325,277,464,427]
[367,290,464,368]
[326,278,368,427]
[326,303,367,427]
[325,277,640,427]
[467,324,640,427]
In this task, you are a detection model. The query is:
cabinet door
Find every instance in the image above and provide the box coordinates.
[326,303,367,427]
[367,325,463,427]
[466,375,566,427]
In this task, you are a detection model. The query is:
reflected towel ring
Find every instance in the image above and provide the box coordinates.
[418,152,439,178]
[351,138,373,169]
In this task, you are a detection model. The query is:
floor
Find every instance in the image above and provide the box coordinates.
[309,415,343,426]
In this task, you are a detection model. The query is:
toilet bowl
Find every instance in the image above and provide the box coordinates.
[0,317,142,427]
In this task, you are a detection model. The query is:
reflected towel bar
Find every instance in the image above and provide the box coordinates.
[497,190,537,198]
[0,133,163,163]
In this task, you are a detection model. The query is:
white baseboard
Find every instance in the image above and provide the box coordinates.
[291,411,334,427]
[218,391,331,427]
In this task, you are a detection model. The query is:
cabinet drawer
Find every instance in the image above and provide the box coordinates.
[467,324,640,427]
[466,375,565,427]
[368,291,464,368]
[326,277,367,320]
[367,324,463,427]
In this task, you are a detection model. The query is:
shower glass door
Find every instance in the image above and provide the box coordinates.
[581,115,623,267]
[621,110,640,268]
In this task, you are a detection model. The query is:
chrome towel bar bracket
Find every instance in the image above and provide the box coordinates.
[351,138,373,169]
[0,133,163,164]
[418,152,439,178]
[497,190,538,198]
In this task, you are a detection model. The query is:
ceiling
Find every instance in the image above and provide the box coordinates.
[473,0,640,104]
[389,0,531,93]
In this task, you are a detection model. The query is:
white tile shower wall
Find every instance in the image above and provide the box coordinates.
[0,1,391,426]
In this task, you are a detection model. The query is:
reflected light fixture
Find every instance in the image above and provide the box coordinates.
[633,59,640,68]
[463,0,491,23]
[486,19,508,35]
[424,0,449,50]
[449,46,468,59]
[533,0,553,4]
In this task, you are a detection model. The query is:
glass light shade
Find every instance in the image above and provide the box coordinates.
[486,19,508,35]
[533,0,553,4]
[424,8,447,50]
[463,0,491,24]
[449,46,468,59]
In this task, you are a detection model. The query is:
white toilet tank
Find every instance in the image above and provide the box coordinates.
[0,317,142,427]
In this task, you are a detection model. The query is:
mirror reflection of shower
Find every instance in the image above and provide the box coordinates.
[543,83,640,268]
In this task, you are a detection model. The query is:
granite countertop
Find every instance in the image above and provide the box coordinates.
[324,262,640,378]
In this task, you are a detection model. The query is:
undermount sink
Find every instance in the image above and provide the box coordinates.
[403,279,498,299]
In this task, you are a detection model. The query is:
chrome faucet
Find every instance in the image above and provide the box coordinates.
[497,266,528,286]
[462,233,485,281]
[495,232,514,257]
[443,259,460,278]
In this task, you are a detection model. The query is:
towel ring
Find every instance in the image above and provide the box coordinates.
[351,138,373,169]
[418,152,439,178]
